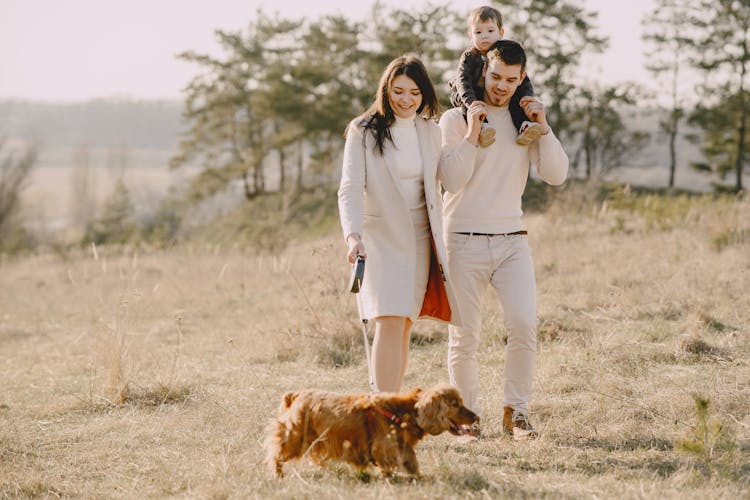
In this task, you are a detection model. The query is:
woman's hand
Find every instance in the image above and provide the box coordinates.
[346,234,366,264]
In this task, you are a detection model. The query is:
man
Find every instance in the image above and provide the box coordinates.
[438,39,569,440]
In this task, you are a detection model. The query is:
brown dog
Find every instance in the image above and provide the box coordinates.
[264,384,478,477]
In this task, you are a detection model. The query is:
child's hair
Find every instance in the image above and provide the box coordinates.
[468,6,503,32]
[486,39,527,73]
[353,54,439,155]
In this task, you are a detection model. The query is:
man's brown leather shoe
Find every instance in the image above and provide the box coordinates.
[503,406,539,440]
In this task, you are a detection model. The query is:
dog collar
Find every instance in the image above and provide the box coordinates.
[371,406,402,425]
[369,405,425,439]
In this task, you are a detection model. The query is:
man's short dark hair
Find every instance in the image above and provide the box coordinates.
[485,39,526,73]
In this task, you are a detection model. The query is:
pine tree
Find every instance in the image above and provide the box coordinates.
[0,138,36,244]
[172,13,299,200]
[689,90,750,188]
[86,179,136,244]
[688,0,750,191]
[642,0,693,188]
[492,0,608,139]
[572,84,650,178]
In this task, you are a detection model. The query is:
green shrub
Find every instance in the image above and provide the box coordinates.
[84,179,137,245]
[0,223,36,255]
[139,191,188,248]
[711,227,749,252]
[677,395,738,478]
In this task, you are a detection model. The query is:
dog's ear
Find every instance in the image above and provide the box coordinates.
[280,391,298,412]
[404,387,423,400]
[415,388,450,435]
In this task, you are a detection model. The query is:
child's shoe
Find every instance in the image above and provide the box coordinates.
[516,121,543,146]
[479,125,496,147]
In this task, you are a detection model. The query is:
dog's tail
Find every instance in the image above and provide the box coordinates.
[264,391,301,478]
[263,417,288,477]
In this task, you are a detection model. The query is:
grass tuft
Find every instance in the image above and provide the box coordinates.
[119,383,194,407]
[680,336,731,361]
[693,311,735,333]
[74,384,194,413]
[316,331,358,368]
[711,227,749,252]
[354,470,372,483]
[410,329,446,347]
[439,466,495,493]
[0,481,65,499]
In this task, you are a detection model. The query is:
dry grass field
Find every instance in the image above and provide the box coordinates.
[1,185,748,498]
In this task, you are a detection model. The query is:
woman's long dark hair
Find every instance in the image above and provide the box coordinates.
[347,54,439,156]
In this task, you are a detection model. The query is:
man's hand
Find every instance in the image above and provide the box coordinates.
[346,234,366,264]
[519,97,550,135]
[465,101,488,146]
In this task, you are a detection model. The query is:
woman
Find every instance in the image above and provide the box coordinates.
[338,54,462,393]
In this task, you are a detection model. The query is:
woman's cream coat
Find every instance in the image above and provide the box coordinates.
[338,116,462,325]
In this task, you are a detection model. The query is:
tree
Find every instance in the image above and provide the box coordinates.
[85,179,136,245]
[106,141,131,180]
[172,12,300,201]
[363,2,464,102]
[172,5,468,205]
[571,84,650,178]
[173,12,369,201]
[688,0,750,192]
[689,90,750,187]
[0,138,36,240]
[492,0,608,139]
[642,0,693,188]
[69,143,96,233]
[292,15,369,192]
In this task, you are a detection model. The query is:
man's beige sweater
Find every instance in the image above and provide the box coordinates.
[438,105,569,234]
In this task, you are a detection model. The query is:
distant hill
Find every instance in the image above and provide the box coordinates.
[2,97,735,192]
[0,99,185,169]
[1,99,184,149]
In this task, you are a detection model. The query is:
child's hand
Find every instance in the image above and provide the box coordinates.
[465,101,487,145]
[467,101,487,124]
[519,97,550,134]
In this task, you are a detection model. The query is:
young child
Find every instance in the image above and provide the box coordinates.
[449,5,543,147]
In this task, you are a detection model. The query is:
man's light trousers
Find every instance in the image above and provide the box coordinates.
[446,232,537,416]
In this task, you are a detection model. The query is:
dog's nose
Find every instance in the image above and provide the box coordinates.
[461,406,480,423]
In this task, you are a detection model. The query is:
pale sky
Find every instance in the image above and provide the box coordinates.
[0,0,655,102]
